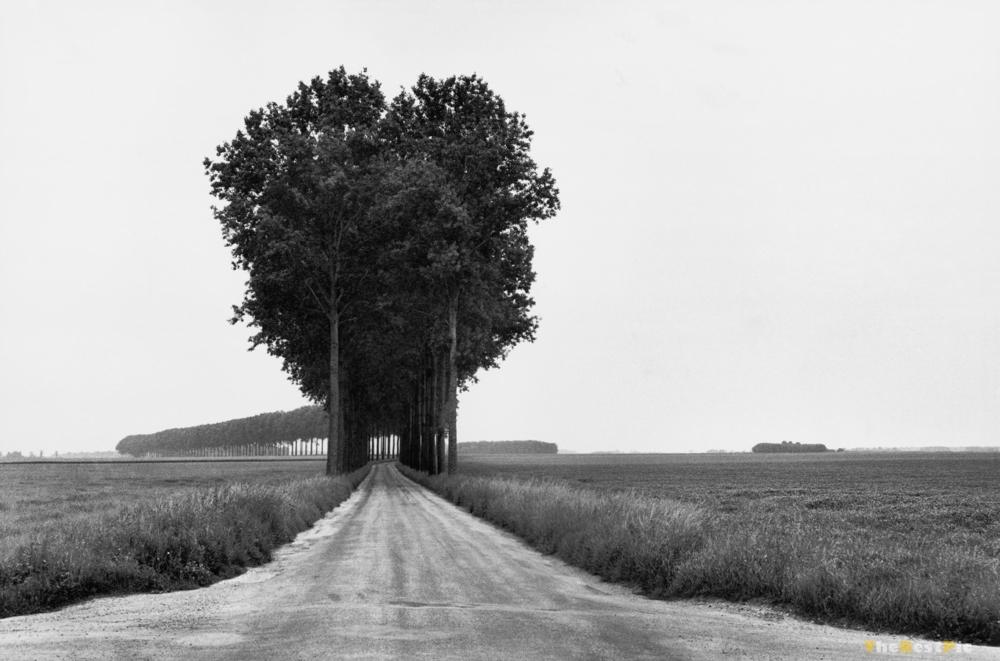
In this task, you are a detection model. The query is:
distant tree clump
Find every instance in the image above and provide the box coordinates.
[752,441,828,453]
[458,440,557,455]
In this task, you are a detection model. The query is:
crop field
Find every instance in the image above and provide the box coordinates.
[458,452,1000,534]
[457,452,1000,568]
[0,459,329,562]
[458,452,1000,566]
[0,458,364,618]
[414,452,1000,644]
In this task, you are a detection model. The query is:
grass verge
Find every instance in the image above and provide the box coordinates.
[0,464,370,618]
[399,464,1000,646]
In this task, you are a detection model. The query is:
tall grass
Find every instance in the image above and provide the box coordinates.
[0,459,334,563]
[0,465,369,618]
[400,465,1000,645]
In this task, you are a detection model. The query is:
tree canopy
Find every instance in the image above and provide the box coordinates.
[751,442,829,453]
[204,68,559,475]
[458,440,558,455]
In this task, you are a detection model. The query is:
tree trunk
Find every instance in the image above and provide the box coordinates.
[340,372,349,471]
[446,287,459,474]
[431,355,441,474]
[436,352,446,473]
[416,380,424,471]
[423,363,436,473]
[326,292,342,476]
[408,399,417,467]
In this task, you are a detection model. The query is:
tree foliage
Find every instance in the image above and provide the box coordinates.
[458,440,558,455]
[751,441,829,453]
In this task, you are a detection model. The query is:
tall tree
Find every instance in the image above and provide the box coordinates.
[204,68,385,475]
[385,74,560,473]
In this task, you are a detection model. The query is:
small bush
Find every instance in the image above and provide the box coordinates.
[0,465,369,618]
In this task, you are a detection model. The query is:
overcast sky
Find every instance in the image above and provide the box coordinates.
[1,1,997,455]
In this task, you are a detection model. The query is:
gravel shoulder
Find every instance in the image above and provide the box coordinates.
[1,463,995,660]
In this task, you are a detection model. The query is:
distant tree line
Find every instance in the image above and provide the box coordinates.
[115,406,334,458]
[204,68,558,475]
[0,451,54,461]
[115,407,554,461]
[752,441,828,453]
[458,440,557,455]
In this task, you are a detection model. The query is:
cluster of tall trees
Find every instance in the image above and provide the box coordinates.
[204,68,558,475]
[115,406,328,457]
[752,441,829,453]
[458,440,558,455]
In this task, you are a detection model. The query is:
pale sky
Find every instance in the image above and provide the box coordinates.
[1,1,997,455]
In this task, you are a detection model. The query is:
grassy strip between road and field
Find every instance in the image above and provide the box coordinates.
[399,464,1000,646]
[0,464,370,619]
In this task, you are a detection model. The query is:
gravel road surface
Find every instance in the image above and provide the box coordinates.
[1,463,995,660]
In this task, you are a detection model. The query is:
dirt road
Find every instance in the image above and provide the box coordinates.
[1,463,995,660]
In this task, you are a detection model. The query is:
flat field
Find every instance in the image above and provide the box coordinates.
[460,452,1000,555]
[454,452,1000,642]
[460,451,1000,532]
[0,459,327,561]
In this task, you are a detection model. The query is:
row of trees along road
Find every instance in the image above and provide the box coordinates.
[116,406,331,458]
[204,68,559,476]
